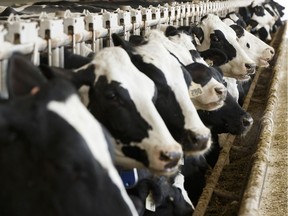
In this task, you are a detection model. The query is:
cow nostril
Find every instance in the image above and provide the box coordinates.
[270,49,274,55]
[160,151,182,162]
[245,63,256,74]
[160,151,182,169]
[215,87,227,97]
[242,116,253,127]
[192,135,210,149]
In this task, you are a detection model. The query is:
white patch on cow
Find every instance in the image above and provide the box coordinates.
[197,14,255,79]
[167,32,208,65]
[47,94,138,216]
[223,76,239,102]
[136,31,211,148]
[173,173,194,209]
[89,47,183,172]
[191,78,226,111]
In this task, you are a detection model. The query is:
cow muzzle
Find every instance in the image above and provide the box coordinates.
[180,130,212,156]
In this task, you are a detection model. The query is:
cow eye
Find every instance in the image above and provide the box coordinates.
[246,43,250,48]
[105,91,117,100]
[211,34,220,42]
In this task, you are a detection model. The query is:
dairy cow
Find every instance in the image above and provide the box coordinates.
[240,1,277,42]
[222,17,275,68]
[191,14,256,81]
[0,53,138,216]
[127,170,194,216]
[112,33,212,156]
[163,27,229,111]
[40,47,183,175]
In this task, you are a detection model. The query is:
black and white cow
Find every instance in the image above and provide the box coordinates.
[191,14,256,81]
[183,89,253,205]
[242,1,277,42]
[145,29,228,112]
[0,53,138,216]
[163,26,229,111]
[40,46,183,175]
[112,33,212,156]
[222,17,275,68]
[127,170,194,216]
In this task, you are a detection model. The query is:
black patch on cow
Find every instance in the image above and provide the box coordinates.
[127,53,187,143]
[209,30,237,62]
[181,66,193,88]
[199,48,228,66]
[122,146,149,168]
[184,63,211,87]
[190,26,204,44]
[129,35,148,46]
[197,92,250,135]
[165,26,178,37]
[264,6,275,16]
[189,50,202,62]
[252,5,265,16]
[230,24,245,38]
[88,76,152,145]
[258,26,269,41]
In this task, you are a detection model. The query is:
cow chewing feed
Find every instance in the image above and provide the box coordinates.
[192,14,256,81]
[112,33,212,156]
[40,47,183,175]
[0,53,138,216]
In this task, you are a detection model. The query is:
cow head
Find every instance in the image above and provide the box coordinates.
[193,14,256,81]
[247,2,276,41]
[222,19,275,67]
[2,53,138,216]
[164,28,228,111]
[40,47,183,175]
[112,33,212,156]
[197,91,253,136]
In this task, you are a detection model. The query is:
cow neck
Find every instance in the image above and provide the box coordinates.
[169,51,187,68]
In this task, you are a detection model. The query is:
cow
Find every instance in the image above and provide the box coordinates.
[222,17,275,68]
[39,46,184,176]
[191,14,256,81]
[0,53,138,216]
[127,170,194,216]
[183,90,253,205]
[142,29,228,112]
[112,33,212,156]
[241,1,277,42]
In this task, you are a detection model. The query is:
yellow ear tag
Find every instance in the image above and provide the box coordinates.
[189,82,203,98]
[145,191,156,212]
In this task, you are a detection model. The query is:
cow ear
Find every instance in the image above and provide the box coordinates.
[39,64,95,89]
[129,35,147,46]
[165,26,178,36]
[112,33,133,51]
[247,19,258,28]
[199,48,228,66]
[230,24,244,38]
[190,26,204,44]
[7,53,47,98]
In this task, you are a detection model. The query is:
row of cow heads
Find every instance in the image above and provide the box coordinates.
[170,14,275,82]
